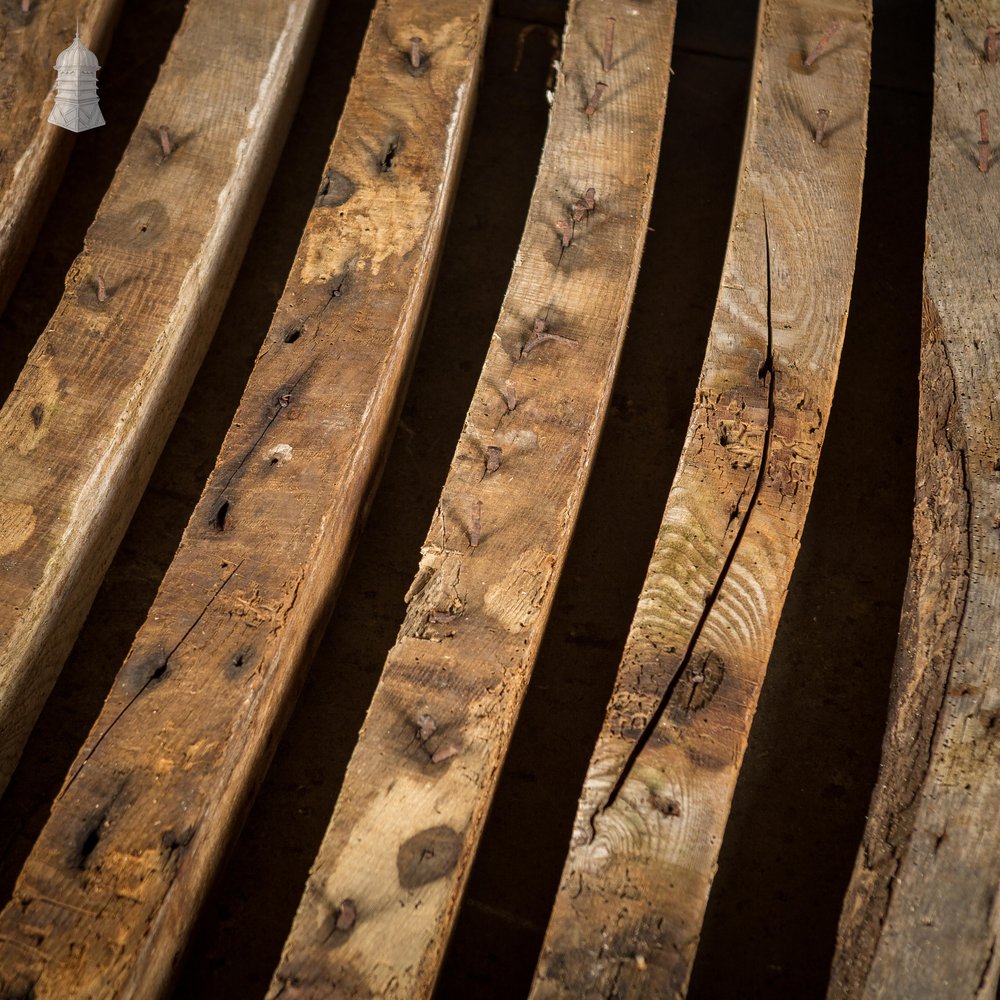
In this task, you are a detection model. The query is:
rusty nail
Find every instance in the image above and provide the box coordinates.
[522,318,577,358]
[416,713,437,742]
[986,26,999,65]
[555,217,573,248]
[585,81,608,117]
[814,108,830,144]
[21,0,30,12]
[485,445,502,474]
[979,109,990,173]
[410,36,422,69]
[158,125,173,159]
[573,186,597,221]
[602,17,616,72]
[803,21,842,68]
[504,379,517,413]
[335,899,356,931]
[469,500,482,547]
[97,275,107,303]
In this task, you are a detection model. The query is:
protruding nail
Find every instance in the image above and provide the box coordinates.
[431,743,460,764]
[986,26,999,65]
[158,125,173,159]
[555,218,572,248]
[978,109,991,173]
[803,21,842,68]
[814,108,830,145]
[485,446,502,474]
[416,713,437,742]
[504,379,517,413]
[573,186,597,221]
[469,500,482,547]
[21,0,30,12]
[409,36,422,69]
[97,275,107,303]
[602,17,616,72]
[522,318,577,358]
[585,81,608,117]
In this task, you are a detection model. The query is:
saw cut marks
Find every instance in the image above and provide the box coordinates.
[0,0,123,313]
[0,0,327,810]
[829,2,1000,996]
[0,1,490,997]
[268,1,678,997]
[531,1,871,996]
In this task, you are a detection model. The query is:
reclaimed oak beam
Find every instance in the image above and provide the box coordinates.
[268,1,678,996]
[0,0,327,791]
[531,2,872,996]
[0,0,124,315]
[828,2,1000,996]
[0,1,490,997]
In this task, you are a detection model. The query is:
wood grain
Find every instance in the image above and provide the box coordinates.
[0,2,490,997]
[829,2,1000,996]
[531,2,871,996]
[0,0,124,314]
[268,2,677,997]
[0,0,328,796]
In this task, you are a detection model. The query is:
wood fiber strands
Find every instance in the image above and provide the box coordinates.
[829,3,1000,997]
[0,0,328,795]
[0,3,490,998]
[531,2,872,996]
[269,2,678,997]
[0,0,124,314]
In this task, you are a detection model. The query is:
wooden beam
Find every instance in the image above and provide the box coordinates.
[0,0,124,315]
[829,3,1000,996]
[268,2,678,996]
[0,0,327,795]
[0,2,491,997]
[530,2,872,996]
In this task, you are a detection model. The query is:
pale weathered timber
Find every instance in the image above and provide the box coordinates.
[0,0,124,314]
[0,2,490,997]
[828,3,1000,997]
[268,2,678,997]
[0,0,327,793]
[530,2,872,996]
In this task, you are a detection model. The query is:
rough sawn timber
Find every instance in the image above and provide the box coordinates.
[268,1,678,997]
[0,2,489,997]
[531,1,871,996]
[0,0,124,314]
[0,0,327,795]
[828,2,1000,996]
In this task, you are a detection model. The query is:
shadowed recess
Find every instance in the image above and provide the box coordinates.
[689,0,935,996]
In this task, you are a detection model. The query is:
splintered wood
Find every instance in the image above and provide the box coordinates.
[269,1,677,997]
[531,1,871,996]
[0,0,123,313]
[828,2,1000,997]
[0,0,326,798]
[0,1,489,997]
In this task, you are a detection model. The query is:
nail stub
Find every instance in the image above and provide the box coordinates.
[814,108,830,145]
[602,17,616,72]
[585,81,608,117]
[409,36,422,69]
[803,21,842,68]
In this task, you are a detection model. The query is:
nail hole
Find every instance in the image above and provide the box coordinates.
[284,328,302,344]
[379,141,399,172]
[151,662,167,681]
[213,500,230,531]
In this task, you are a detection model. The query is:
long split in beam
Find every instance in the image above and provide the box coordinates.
[0,0,328,793]
[268,1,678,996]
[829,2,1000,996]
[531,2,872,996]
[0,1,491,997]
[0,0,124,315]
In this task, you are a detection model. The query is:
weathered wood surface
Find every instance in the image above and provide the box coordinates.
[530,2,872,996]
[0,2,490,997]
[0,0,327,795]
[828,3,1000,997]
[268,2,678,996]
[0,0,123,315]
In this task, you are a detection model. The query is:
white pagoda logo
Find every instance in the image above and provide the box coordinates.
[48,30,104,133]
